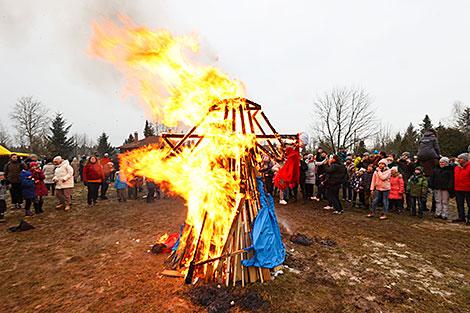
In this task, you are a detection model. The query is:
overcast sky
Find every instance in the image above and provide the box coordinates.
[1,0,469,146]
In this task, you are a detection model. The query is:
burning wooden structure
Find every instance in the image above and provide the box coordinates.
[162,98,298,286]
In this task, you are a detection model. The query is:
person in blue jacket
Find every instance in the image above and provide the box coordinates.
[20,167,35,216]
[114,171,128,202]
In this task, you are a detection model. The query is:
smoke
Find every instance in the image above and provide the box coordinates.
[277,217,293,235]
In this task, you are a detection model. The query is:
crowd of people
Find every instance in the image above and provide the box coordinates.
[0,152,163,223]
[262,129,470,224]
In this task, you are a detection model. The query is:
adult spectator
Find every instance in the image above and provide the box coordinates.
[70,157,80,183]
[79,155,87,182]
[429,157,454,220]
[83,156,105,207]
[43,158,56,196]
[52,156,74,211]
[305,154,316,200]
[368,159,391,220]
[324,155,347,214]
[3,153,25,209]
[417,129,441,176]
[315,150,328,201]
[453,153,470,224]
[99,153,113,200]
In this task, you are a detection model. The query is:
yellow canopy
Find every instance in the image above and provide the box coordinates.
[0,145,30,157]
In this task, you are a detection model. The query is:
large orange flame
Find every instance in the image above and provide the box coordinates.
[90,18,255,275]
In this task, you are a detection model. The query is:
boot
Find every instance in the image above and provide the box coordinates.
[24,210,34,217]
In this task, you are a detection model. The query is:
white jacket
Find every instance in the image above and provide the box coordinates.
[305,162,316,184]
[53,160,74,189]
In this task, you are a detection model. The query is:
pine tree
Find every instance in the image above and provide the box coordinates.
[436,126,467,156]
[419,114,433,134]
[400,123,419,154]
[123,133,134,145]
[143,120,155,138]
[47,113,74,158]
[456,107,470,133]
[97,132,113,156]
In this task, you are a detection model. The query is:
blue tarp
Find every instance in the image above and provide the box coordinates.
[241,177,285,268]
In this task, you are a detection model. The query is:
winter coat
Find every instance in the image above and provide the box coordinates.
[325,163,348,187]
[407,174,428,197]
[370,168,391,191]
[71,159,80,179]
[397,159,413,185]
[429,165,454,191]
[43,163,56,184]
[305,162,316,184]
[53,160,75,189]
[0,181,7,201]
[300,160,308,183]
[360,171,373,191]
[83,162,105,183]
[417,130,441,161]
[3,160,25,184]
[350,172,363,192]
[32,169,48,197]
[389,175,405,199]
[114,173,128,190]
[454,162,470,192]
[20,170,35,199]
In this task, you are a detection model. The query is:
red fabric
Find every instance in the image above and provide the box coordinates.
[274,147,300,190]
[83,163,105,183]
[100,157,111,166]
[32,169,48,197]
[454,162,470,192]
[162,233,179,253]
[389,175,404,199]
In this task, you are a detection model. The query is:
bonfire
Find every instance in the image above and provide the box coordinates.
[89,17,294,286]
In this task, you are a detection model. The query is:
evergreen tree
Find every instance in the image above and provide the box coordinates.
[399,123,419,154]
[97,132,113,156]
[419,114,433,134]
[436,126,467,156]
[388,132,403,154]
[456,107,470,133]
[123,133,134,145]
[143,120,155,138]
[47,113,74,158]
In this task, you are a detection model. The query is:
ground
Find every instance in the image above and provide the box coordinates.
[0,186,469,313]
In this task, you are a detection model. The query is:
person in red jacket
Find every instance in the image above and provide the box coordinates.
[29,162,48,214]
[453,153,470,224]
[83,156,105,207]
[388,167,405,213]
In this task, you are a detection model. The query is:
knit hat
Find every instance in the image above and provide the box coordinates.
[0,171,4,176]
[457,153,469,162]
[391,166,398,172]
[439,157,450,165]
[359,168,366,172]
[29,162,39,168]
[378,158,388,165]
[401,152,410,158]
[415,166,423,173]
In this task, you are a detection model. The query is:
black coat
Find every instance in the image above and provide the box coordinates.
[325,163,347,187]
[397,159,413,183]
[417,131,441,161]
[429,165,454,191]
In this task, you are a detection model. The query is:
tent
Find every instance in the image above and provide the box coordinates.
[0,145,29,157]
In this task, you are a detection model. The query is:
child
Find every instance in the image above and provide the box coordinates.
[407,166,428,218]
[350,168,364,208]
[19,166,36,216]
[0,172,7,222]
[368,159,391,220]
[114,171,128,202]
[429,157,454,220]
[389,167,405,213]
[30,162,48,214]
[361,164,374,209]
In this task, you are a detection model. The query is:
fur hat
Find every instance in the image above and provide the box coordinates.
[439,157,450,165]
[457,153,469,162]
[378,158,388,165]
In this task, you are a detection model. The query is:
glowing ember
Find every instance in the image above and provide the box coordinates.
[90,18,256,278]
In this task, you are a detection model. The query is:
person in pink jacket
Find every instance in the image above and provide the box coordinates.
[367,159,391,220]
[388,166,405,213]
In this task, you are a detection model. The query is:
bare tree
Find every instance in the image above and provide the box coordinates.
[313,87,377,153]
[0,122,11,148]
[372,123,393,151]
[10,96,50,150]
[72,133,96,157]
